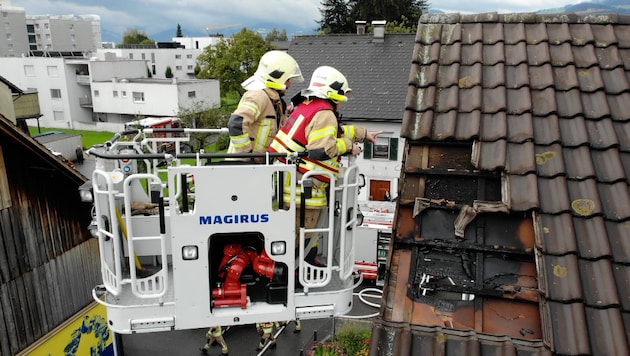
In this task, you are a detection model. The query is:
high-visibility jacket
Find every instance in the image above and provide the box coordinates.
[268,98,366,207]
[227,88,285,156]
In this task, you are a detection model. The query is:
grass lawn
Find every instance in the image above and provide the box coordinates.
[29,127,115,149]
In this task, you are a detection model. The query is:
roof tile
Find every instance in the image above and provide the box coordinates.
[535,143,566,178]
[585,118,619,149]
[503,22,526,45]
[584,307,628,355]
[505,63,529,89]
[525,23,549,45]
[482,87,507,113]
[573,216,611,259]
[576,66,605,92]
[607,92,630,121]
[537,176,570,214]
[461,22,483,45]
[608,221,630,264]
[480,112,507,141]
[597,181,630,220]
[432,111,457,141]
[417,23,443,45]
[482,22,504,44]
[437,86,459,112]
[505,42,528,65]
[454,110,481,140]
[530,87,556,116]
[507,113,534,143]
[482,43,505,65]
[482,63,505,88]
[567,179,603,217]
[461,42,483,65]
[458,86,482,112]
[581,91,610,119]
[613,24,630,48]
[600,67,629,93]
[527,43,551,66]
[540,253,582,300]
[579,259,619,306]
[549,42,575,66]
[547,23,572,45]
[572,44,599,68]
[563,146,596,180]
[506,141,536,174]
[553,65,580,90]
[441,23,462,44]
[437,63,460,88]
[529,64,555,90]
[591,24,617,47]
[556,89,583,118]
[569,23,595,46]
[410,62,438,88]
[535,213,577,255]
[591,149,626,183]
[532,115,561,145]
[458,63,482,88]
[544,301,590,355]
[559,116,589,147]
[612,263,630,308]
[439,42,462,65]
[472,140,506,170]
[504,173,539,211]
[595,46,624,69]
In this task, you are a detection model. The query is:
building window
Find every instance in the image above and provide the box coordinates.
[188,91,196,98]
[7,44,12,50]
[175,65,182,70]
[141,53,146,60]
[6,33,11,40]
[45,33,50,40]
[132,92,145,103]
[47,65,58,77]
[113,90,118,98]
[53,110,65,121]
[50,89,62,99]
[151,53,155,63]
[44,23,49,30]
[186,54,193,59]
[121,91,127,98]
[175,54,181,59]
[187,65,193,71]
[93,90,99,97]
[35,23,39,30]
[71,34,75,42]
[129,53,133,59]
[69,24,74,30]
[28,34,36,43]
[363,136,398,161]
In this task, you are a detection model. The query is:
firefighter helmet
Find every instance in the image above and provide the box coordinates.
[303,66,352,102]
[248,50,304,91]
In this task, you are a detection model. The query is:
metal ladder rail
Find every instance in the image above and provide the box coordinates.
[298,170,336,291]
[91,169,124,296]
[337,162,360,280]
[123,173,169,299]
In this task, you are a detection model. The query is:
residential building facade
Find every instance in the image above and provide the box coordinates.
[0,2,29,57]
[0,54,220,132]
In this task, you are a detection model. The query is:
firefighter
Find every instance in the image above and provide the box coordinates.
[200,326,228,355]
[268,65,382,261]
[256,321,277,351]
[227,50,304,163]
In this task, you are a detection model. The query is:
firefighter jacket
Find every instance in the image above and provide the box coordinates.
[268,98,367,207]
[227,88,286,157]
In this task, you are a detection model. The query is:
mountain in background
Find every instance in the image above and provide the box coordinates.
[538,0,629,14]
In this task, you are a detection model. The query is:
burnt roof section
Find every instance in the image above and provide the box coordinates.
[287,33,415,122]
[371,12,630,356]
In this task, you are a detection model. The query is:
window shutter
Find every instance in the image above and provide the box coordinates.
[389,138,398,160]
[363,141,373,159]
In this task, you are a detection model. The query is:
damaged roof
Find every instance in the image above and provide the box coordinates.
[370,12,630,356]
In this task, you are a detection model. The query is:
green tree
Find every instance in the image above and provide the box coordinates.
[196,28,272,96]
[265,28,288,41]
[165,66,173,78]
[348,0,428,32]
[121,28,155,45]
[176,24,183,37]
[318,0,354,34]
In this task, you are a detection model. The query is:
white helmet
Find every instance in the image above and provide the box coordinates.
[251,50,303,91]
[303,66,352,102]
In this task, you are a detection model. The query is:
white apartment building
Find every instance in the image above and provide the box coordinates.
[96,35,224,80]
[0,54,220,132]
[0,2,29,57]
[0,0,102,57]
[26,14,102,53]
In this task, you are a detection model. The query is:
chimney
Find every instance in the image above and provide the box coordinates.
[355,20,367,35]
[372,20,386,42]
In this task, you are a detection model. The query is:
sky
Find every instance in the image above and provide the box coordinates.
[9,0,585,42]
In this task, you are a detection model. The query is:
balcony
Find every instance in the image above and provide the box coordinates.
[79,97,93,108]
[76,75,90,85]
